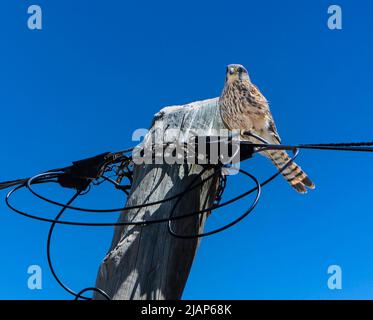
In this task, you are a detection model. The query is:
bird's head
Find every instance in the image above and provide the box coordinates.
[225,64,250,84]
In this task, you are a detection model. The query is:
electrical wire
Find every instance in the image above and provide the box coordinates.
[2,138,373,299]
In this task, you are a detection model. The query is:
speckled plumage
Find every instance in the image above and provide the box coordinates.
[219,64,315,193]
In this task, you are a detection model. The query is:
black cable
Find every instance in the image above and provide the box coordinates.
[168,168,261,238]
[5,149,297,228]
[6,168,218,226]
[5,146,298,299]
[46,190,91,299]
[2,138,373,300]
[46,188,113,300]
[243,131,373,153]
[167,149,299,238]
[41,146,297,298]
[24,170,215,214]
[74,287,111,301]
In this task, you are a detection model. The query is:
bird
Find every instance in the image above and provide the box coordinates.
[219,64,315,193]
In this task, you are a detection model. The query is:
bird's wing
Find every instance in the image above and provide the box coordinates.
[250,84,281,144]
[267,118,281,144]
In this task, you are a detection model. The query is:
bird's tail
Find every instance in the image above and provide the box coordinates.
[264,149,315,193]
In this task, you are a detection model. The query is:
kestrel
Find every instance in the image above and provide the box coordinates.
[219,64,315,193]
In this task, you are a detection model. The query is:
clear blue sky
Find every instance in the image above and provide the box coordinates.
[1,0,373,299]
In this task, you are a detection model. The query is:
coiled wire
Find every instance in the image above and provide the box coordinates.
[3,137,373,299]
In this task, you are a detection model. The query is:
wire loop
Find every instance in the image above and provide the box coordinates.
[2,137,373,299]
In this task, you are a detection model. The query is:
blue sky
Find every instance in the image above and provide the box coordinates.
[1,0,373,299]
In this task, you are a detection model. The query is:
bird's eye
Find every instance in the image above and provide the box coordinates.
[229,68,235,75]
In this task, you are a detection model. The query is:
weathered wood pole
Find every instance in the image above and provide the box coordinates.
[93,98,226,300]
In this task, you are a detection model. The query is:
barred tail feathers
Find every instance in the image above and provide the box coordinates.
[264,149,315,193]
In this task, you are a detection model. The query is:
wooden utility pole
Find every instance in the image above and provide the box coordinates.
[93,98,226,300]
